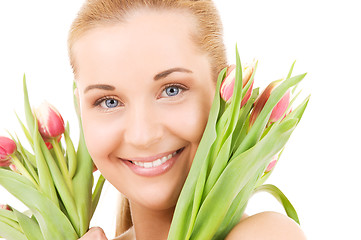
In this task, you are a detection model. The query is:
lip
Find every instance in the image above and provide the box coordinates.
[122,147,184,177]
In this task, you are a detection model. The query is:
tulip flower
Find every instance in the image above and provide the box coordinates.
[249,80,291,127]
[0,159,11,167]
[0,136,17,167]
[9,164,20,173]
[265,155,278,173]
[35,101,65,140]
[220,62,254,107]
[0,204,11,211]
[269,90,291,124]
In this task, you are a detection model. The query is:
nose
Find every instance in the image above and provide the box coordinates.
[123,105,163,149]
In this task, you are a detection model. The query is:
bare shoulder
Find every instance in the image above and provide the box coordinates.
[225,211,306,240]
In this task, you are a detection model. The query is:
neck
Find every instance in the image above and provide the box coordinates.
[130,201,174,240]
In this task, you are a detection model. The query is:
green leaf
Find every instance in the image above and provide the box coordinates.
[0,214,22,232]
[33,118,59,207]
[91,174,105,218]
[0,168,78,239]
[231,88,259,154]
[286,61,296,80]
[190,118,299,239]
[211,179,253,240]
[253,184,300,225]
[38,133,80,234]
[14,134,39,185]
[168,68,226,240]
[15,112,34,150]
[0,209,17,222]
[284,95,310,123]
[204,48,255,204]
[72,125,94,236]
[73,80,81,123]
[233,73,307,158]
[64,122,77,179]
[13,208,45,240]
[0,221,27,240]
[23,75,35,137]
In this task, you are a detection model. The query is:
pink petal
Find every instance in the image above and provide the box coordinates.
[0,159,11,167]
[241,81,254,107]
[220,66,236,102]
[0,204,12,211]
[0,136,17,161]
[36,101,65,139]
[265,159,277,172]
[269,90,291,123]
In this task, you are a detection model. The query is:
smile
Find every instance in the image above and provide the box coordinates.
[123,148,184,177]
[131,151,177,168]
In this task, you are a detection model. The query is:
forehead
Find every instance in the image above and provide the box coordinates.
[72,9,203,81]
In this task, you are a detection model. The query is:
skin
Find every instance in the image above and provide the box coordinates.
[75,9,306,240]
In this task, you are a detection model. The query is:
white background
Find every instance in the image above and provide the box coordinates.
[0,0,360,239]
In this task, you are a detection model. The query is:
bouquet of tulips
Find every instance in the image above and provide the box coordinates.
[168,47,309,240]
[0,77,105,240]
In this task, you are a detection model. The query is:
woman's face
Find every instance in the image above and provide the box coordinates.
[74,10,216,210]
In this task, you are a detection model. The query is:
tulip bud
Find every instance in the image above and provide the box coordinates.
[0,136,17,167]
[9,164,20,173]
[0,204,11,211]
[249,80,291,127]
[220,62,254,107]
[269,90,291,124]
[35,101,65,139]
[265,155,278,173]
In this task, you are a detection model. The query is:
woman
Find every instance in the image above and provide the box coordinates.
[69,0,306,239]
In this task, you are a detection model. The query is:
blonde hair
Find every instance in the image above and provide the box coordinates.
[68,0,227,236]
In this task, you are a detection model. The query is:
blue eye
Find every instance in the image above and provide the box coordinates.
[163,85,181,97]
[105,99,119,108]
[97,98,120,109]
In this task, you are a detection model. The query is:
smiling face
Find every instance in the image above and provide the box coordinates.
[73,9,215,211]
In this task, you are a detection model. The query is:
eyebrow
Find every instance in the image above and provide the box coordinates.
[83,67,192,93]
[84,84,115,94]
[153,67,193,81]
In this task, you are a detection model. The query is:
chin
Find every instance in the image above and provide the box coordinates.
[131,176,184,211]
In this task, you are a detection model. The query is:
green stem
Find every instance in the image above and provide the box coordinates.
[13,137,39,185]
[51,139,74,195]
[64,123,77,179]
[11,155,39,189]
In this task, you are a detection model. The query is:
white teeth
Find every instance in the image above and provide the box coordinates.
[132,150,178,168]
[160,156,168,163]
[143,162,153,168]
[134,161,144,167]
[153,159,162,167]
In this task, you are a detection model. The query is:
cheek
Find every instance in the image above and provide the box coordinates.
[166,96,213,147]
[81,112,121,166]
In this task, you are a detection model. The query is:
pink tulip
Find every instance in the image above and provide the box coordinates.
[0,136,16,167]
[269,90,291,124]
[249,80,291,127]
[0,204,11,211]
[265,155,278,173]
[220,62,254,107]
[9,164,20,173]
[35,101,65,140]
